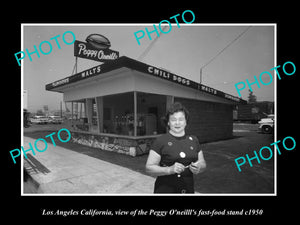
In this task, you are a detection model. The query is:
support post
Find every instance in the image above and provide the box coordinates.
[71,102,73,129]
[166,96,174,133]
[95,97,104,133]
[134,91,137,136]
[85,98,93,132]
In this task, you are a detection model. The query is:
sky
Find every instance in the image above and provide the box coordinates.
[23,24,275,112]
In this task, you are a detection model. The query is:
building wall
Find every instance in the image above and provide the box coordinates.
[71,131,156,157]
[175,97,234,143]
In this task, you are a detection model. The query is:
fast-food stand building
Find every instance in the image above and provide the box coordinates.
[46,39,246,157]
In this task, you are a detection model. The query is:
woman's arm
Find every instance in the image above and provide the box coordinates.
[189,150,206,174]
[145,150,185,176]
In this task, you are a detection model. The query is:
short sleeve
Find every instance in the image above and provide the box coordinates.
[150,137,164,156]
[192,135,201,153]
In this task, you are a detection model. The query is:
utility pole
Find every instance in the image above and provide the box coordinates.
[200,68,202,84]
[60,101,62,118]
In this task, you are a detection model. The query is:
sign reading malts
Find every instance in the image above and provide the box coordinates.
[74,40,119,62]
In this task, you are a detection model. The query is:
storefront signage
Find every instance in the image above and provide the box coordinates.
[46,56,245,103]
[51,77,70,87]
[46,64,103,90]
[86,34,111,49]
[146,65,242,102]
[147,66,191,86]
[74,40,119,62]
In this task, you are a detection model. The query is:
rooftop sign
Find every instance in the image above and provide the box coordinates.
[74,40,119,62]
[85,34,111,49]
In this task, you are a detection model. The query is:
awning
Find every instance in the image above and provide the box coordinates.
[46,56,247,104]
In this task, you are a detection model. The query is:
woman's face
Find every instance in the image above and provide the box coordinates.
[168,111,187,135]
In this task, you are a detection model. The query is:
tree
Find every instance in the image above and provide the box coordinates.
[36,109,44,115]
[248,89,257,104]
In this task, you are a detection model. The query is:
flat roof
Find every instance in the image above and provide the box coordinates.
[45,56,246,104]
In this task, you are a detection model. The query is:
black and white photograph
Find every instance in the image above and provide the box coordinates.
[4,4,298,224]
[22,24,275,195]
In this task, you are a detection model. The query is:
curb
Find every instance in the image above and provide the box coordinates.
[23,167,41,193]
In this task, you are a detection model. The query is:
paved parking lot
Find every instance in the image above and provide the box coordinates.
[195,131,274,193]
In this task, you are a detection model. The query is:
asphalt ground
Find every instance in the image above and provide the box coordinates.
[24,123,274,194]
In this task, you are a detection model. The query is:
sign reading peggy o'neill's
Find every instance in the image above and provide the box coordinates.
[74,34,119,62]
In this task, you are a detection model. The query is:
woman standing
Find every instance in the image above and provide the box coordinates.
[145,102,206,194]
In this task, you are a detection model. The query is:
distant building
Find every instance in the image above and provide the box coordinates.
[234,101,274,123]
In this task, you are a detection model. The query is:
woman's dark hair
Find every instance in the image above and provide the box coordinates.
[162,102,190,127]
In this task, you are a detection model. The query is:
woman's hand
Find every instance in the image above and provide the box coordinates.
[169,162,185,175]
[189,161,202,174]
[189,151,206,175]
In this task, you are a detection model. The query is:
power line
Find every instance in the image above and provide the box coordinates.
[137,26,168,61]
[200,26,252,70]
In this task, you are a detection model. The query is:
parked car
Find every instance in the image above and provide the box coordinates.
[30,116,49,124]
[48,116,63,124]
[258,114,274,134]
